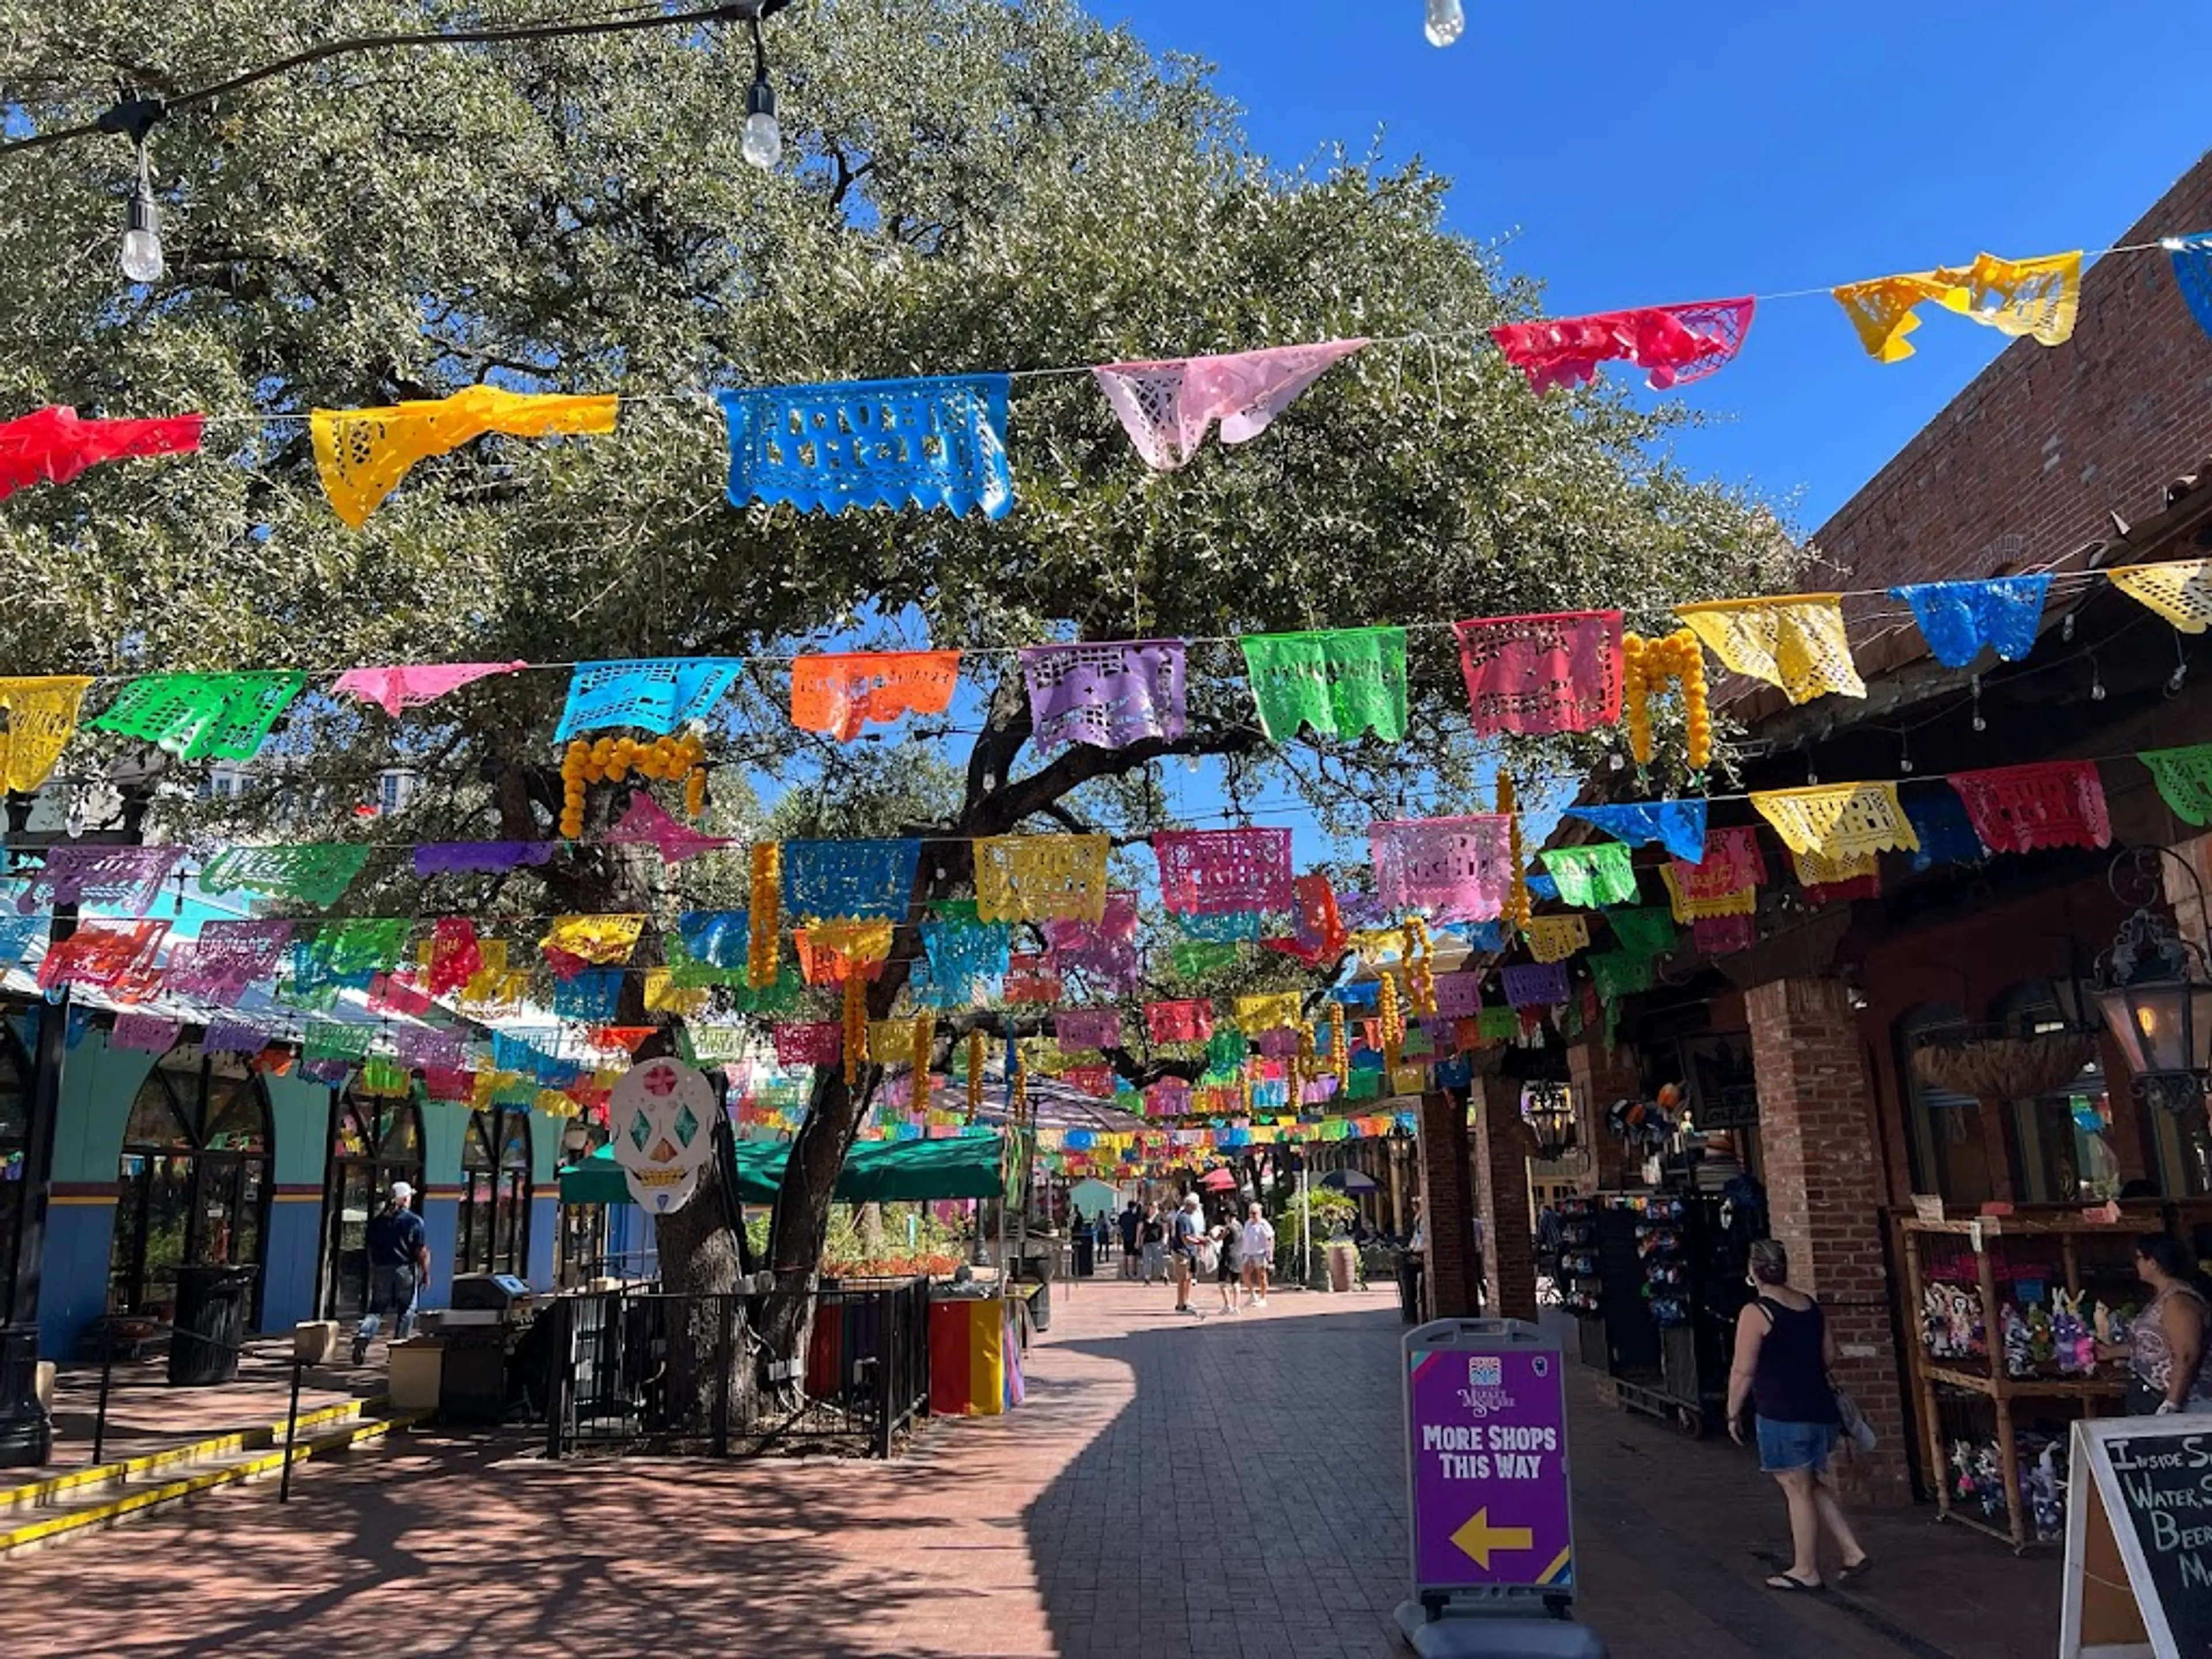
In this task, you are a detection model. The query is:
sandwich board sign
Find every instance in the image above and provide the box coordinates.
[1403,1318,1575,1618]
[2059,1416,2212,1659]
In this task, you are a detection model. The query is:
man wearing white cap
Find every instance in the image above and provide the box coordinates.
[353,1180,430,1364]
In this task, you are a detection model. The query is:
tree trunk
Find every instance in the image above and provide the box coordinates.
[648,1146,755,1436]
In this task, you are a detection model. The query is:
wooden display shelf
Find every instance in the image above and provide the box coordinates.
[1921,1362,2126,1401]
[1896,1210,2145,1552]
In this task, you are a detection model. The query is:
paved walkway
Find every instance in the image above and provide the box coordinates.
[2,1279,2057,1657]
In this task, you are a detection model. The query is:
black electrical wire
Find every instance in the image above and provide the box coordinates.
[0,0,793,160]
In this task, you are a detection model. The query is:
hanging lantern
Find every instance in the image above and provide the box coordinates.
[2093,851,2212,1116]
[1521,1079,1578,1160]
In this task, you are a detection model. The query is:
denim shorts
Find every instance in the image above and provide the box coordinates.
[1756,1416,1835,1474]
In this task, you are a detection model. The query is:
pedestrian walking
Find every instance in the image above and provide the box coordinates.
[1138,1202,1166,1285]
[1725,1238,1870,1593]
[1119,1201,1142,1280]
[352,1180,430,1365]
[1239,1202,1276,1308]
[2097,1233,2212,1414]
[1210,1208,1241,1315]
[1171,1192,1206,1316]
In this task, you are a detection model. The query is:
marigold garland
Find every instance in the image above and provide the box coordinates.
[1405,915,1437,1014]
[842,972,866,1085]
[1378,968,1403,1073]
[747,842,781,988]
[967,1029,985,1120]
[1011,1042,1028,1122]
[1498,769,1533,933]
[1328,1002,1348,1077]
[1621,629,1711,771]
[911,1013,933,1093]
[560,732,709,840]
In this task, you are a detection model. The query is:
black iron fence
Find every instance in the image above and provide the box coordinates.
[539,1277,930,1460]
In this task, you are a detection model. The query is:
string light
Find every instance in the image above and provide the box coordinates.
[98,94,166,283]
[741,14,782,171]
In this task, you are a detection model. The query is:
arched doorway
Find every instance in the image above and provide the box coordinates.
[0,1021,31,1321]
[457,1108,531,1278]
[324,1093,425,1320]
[107,1048,272,1324]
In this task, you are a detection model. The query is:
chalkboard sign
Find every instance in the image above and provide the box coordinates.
[2062,1418,2212,1659]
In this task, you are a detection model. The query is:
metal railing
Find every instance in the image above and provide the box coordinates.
[539,1278,930,1461]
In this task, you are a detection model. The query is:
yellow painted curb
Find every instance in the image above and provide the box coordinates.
[0,1396,382,1513]
[0,1411,425,1553]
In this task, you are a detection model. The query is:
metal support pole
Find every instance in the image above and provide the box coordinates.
[278,1345,305,1503]
[90,1334,116,1466]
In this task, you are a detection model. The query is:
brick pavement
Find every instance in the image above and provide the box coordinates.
[1,1277,2060,1658]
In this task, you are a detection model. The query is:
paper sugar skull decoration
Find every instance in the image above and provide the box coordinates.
[610,1056,718,1214]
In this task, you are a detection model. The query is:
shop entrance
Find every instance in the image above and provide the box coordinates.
[457,1107,531,1278]
[324,1094,425,1320]
[107,1050,271,1326]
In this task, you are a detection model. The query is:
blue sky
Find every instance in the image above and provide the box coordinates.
[1098,0,2211,532]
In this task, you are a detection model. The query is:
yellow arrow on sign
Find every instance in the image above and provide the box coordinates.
[1450,1508,1535,1568]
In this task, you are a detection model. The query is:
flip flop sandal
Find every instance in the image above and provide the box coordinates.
[1838,1559,1873,1584]
[1765,1573,1823,1593]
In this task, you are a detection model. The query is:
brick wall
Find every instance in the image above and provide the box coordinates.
[1746,976,1913,1507]
[1416,1089,1483,1320]
[1568,1040,1641,1191]
[1808,151,2212,680]
[1473,1074,1538,1322]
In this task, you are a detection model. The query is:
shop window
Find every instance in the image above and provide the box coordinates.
[1989,981,2117,1203]
[1897,1004,1987,1205]
[108,1048,272,1324]
[324,1093,426,1320]
[457,1108,531,1279]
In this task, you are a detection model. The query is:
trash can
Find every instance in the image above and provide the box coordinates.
[1071,1234,1095,1278]
[1010,1258,1052,1332]
[1395,1252,1426,1325]
[1327,1239,1358,1293]
[169,1264,258,1385]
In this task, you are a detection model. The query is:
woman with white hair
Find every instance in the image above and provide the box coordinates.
[1239,1202,1276,1308]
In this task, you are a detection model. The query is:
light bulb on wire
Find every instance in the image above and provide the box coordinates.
[1425,0,1467,46]
[741,16,782,170]
[97,93,166,285]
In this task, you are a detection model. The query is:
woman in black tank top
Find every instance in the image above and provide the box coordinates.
[1725,1238,1871,1592]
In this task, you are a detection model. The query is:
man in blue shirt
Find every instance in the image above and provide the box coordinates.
[353,1180,430,1365]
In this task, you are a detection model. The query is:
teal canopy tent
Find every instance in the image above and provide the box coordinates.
[560,1131,1009,1207]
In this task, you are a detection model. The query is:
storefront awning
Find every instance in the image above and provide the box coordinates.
[559,1131,1009,1207]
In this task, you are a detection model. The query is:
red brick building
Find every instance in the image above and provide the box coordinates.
[1512,150,2212,1508]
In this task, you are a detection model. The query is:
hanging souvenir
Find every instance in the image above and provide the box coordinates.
[1889,577,2050,668]
[1240,627,1408,742]
[1491,298,1755,395]
[1091,340,1366,469]
[1676,596,1865,704]
[1020,639,1188,752]
[789,650,962,742]
[608,1057,719,1215]
[312,387,617,527]
[1832,251,2081,363]
[718,375,1013,518]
